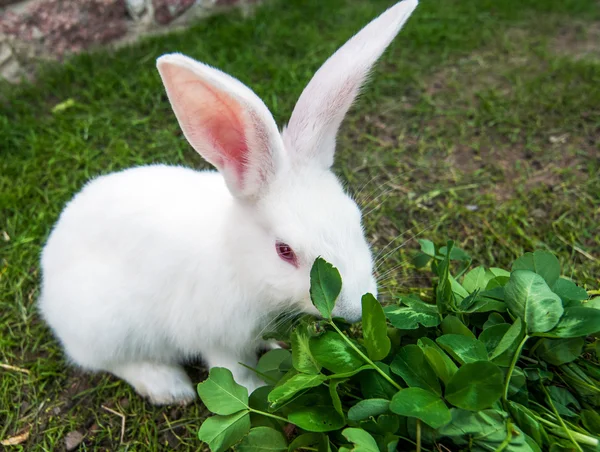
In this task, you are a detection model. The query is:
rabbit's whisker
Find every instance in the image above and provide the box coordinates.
[357,166,419,208]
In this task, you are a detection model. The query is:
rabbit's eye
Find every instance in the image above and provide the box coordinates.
[276,241,298,266]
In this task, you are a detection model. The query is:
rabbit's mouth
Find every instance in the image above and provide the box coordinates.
[333,307,362,324]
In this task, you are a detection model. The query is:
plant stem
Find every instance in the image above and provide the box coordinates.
[559,371,600,394]
[248,408,289,424]
[416,419,422,452]
[329,321,402,391]
[535,417,599,447]
[502,335,529,402]
[494,419,514,452]
[238,362,277,384]
[518,355,538,365]
[397,436,433,452]
[540,384,584,452]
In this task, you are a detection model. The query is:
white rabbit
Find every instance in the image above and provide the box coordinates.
[38,0,418,405]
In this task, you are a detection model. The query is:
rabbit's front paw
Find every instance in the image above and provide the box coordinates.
[110,362,197,405]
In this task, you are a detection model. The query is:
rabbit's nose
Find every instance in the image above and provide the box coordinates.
[332,296,362,323]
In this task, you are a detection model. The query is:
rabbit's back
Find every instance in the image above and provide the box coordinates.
[39,165,234,368]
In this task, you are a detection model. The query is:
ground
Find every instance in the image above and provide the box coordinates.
[1,0,599,449]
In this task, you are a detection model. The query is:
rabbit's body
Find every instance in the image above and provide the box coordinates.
[40,165,252,360]
[41,166,271,402]
[39,0,418,405]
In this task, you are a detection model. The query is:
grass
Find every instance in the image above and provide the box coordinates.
[1,0,599,449]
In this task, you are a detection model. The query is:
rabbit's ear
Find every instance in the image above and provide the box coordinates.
[157,54,284,200]
[283,0,417,169]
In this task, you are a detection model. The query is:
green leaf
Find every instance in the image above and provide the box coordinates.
[327,365,372,379]
[329,379,345,418]
[508,401,545,445]
[390,344,442,395]
[479,319,525,368]
[505,270,564,334]
[581,409,600,435]
[547,386,580,418]
[450,275,470,301]
[383,296,441,330]
[51,98,77,113]
[512,250,561,287]
[549,441,577,451]
[489,319,523,362]
[456,289,480,311]
[197,367,249,415]
[506,367,527,399]
[360,414,401,437]
[483,312,507,329]
[438,409,530,451]
[317,436,332,452]
[535,337,584,366]
[359,363,398,400]
[436,241,455,315]
[487,267,511,279]
[587,297,600,309]
[361,293,391,361]
[417,337,458,385]
[462,266,491,293]
[479,323,525,367]
[441,315,475,338]
[485,275,510,290]
[237,427,288,452]
[547,307,600,338]
[418,238,436,257]
[287,433,324,452]
[256,349,292,384]
[413,252,432,268]
[248,386,279,430]
[523,434,543,452]
[268,373,326,408]
[552,278,589,306]
[310,257,342,319]
[310,331,363,373]
[347,399,390,421]
[478,323,510,355]
[382,434,399,452]
[288,405,345,433]
[390,387,452,429]
[523,367,553,383]
[464,296,507,314]
[292,323,321,374]
[445,362,503,411]
[559,362,600,404]
[436,334,488,365]
[198,411,250,452]
[405,417,440,445]
[340,428,380,452]
[439,244,471,262]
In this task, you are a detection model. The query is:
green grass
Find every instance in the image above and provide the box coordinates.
[1,0,599,449]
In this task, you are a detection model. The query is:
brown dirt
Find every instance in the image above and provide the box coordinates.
[448,136,590,202]
[0,0,129,57]
[552,21,600,61]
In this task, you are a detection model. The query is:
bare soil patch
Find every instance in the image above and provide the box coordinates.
[553,21,600,61]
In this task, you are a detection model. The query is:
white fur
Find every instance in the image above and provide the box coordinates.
[38,0,418,405]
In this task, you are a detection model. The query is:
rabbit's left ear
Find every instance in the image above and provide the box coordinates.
[283,0,418,169]
[157,54,285,200]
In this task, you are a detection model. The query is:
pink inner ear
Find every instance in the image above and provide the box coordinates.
[199,83,249,170]
[165,65,249,183]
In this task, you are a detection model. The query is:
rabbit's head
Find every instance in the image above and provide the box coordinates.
[157,0,418,322]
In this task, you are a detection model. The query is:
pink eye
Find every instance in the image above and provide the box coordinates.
[276,241,298,266]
